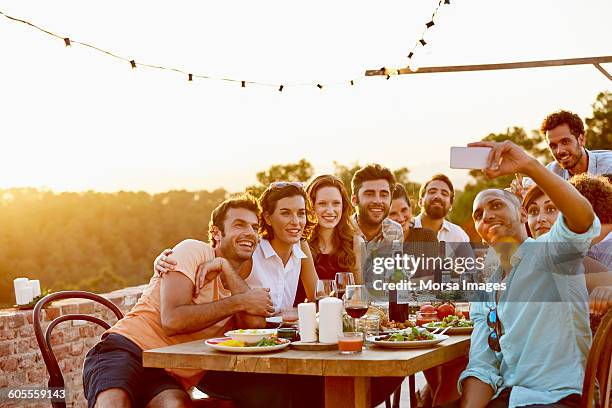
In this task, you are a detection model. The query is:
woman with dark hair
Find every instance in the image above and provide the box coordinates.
[522,182,612,316]
[293,175,359,305]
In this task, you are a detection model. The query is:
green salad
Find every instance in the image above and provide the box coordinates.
[426,315,473,328]
[385,327,434,342]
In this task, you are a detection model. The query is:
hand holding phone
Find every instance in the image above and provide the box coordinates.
[449,146,492,169]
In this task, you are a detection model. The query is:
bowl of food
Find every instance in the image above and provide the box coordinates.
[224,329,278,345]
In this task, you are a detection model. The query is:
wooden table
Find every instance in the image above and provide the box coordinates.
[143,335,470,408]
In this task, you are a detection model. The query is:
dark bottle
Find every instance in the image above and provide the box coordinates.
[388,240,409,322]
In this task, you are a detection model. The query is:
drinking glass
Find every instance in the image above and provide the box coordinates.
[338,332,364,354]
[315,279,336,310]
[343,285,369,331]
[335,272,355,300]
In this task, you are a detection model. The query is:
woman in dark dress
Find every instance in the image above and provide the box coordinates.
[294,174,358,304]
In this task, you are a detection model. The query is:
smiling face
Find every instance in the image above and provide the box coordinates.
[213,207,259,262]
[472,190,527,245]
[314,186,343,230]
[352,179,392,227]
[263,195,307,245]
[546,124,585,171]
[526,194,559,238]
[419,180,452,220]
[389,197,412,235]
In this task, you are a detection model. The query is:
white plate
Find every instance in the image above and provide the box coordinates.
[205,337,291,353]
[367,333,450,348]
[422,323,473,334]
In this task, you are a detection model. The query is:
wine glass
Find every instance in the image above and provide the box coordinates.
[343,285,369,331]
[335,272,355,300]
[315,279,336,310]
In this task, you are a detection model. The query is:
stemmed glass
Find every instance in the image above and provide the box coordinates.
[335,272,355,300]
[343,285,369,331]
[315,279,336,310]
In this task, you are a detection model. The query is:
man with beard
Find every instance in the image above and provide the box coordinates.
[350,163,403,253]
[414,174,470,244]
[521,110,612,191]
[459,140,599,408]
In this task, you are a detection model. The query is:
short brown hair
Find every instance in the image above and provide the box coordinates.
[392,183,411,208]
[540,110,584,139]
[419,174,455,204]
[258,183,315,241]
[351,164,396,197]
[208,193,259,247]
[569,173,612,224]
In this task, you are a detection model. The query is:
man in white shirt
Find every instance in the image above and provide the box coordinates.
[413,173,471,244]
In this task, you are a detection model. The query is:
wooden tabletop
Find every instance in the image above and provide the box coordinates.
[143,335,470,377]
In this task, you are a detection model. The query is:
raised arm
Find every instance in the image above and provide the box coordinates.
[469,140,594,234]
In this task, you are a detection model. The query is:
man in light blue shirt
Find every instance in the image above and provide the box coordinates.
[523,110,612,190]
[459,140,600,407]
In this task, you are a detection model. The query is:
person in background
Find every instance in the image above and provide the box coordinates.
[519,110,612,193]
[414,174,470,244]
[350,163,404,254]
[569,173,612,269]
[293,174,359,305]
[460,140,600,408]
[389,183,414,239]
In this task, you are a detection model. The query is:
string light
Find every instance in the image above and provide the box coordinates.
[405,0,449,66]
[0,8,449,91]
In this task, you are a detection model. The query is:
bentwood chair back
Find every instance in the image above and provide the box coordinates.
[33,290,124,408]
[582,308,612,408]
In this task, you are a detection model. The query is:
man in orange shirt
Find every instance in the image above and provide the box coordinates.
[83,194,274,408]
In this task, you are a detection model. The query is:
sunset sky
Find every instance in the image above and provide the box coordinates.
[1,0,610,194]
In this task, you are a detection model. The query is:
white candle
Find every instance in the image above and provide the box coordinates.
[30,280,41,298]
[13,278,29,305]
[318,297,343,344]
[15,287,33,305]
[298,302,317,343]
[14,277,28,291]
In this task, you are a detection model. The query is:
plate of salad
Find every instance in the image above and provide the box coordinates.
[205,336,290,353]
[422,315,473,334]
[367,327,449,348]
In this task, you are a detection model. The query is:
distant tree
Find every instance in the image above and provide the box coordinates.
[246,159,314,197]
[585,91,612,150]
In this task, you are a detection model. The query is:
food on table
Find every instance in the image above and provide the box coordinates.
[424,315,473,328]
[380,319,415,331]
[218,335,285,347]
[435,303,456,319]
[419,304,436,313]
[377,327,434,342]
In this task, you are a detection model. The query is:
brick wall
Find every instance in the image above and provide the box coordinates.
[0,285,145,408]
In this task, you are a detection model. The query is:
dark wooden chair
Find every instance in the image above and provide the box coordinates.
[33,290,235,408]
[33,290,125,408]
[582,308,612,408]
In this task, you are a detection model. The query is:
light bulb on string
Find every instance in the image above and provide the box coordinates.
[408,58,420,73]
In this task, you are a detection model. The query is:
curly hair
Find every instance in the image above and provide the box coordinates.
[351,163,396,197]
[258,183,316,241]
[208,193,259,247]
[540,110,584,139]
[569,173,612,224]
[306,175,357,271]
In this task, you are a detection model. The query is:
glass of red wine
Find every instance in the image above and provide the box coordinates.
[335,272,355,300]
[343,285,369,331]
[315,279,336,310]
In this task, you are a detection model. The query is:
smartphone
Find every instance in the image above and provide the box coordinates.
[449,146,492,169]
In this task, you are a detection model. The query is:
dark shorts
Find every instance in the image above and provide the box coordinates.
[82,333,184,408]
